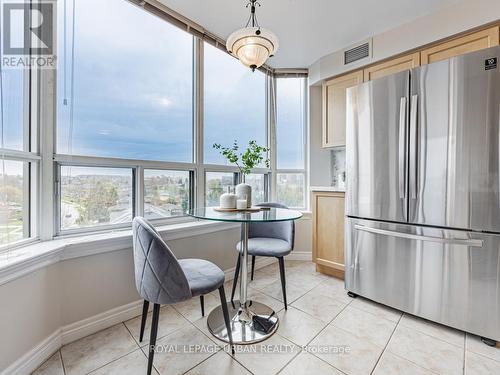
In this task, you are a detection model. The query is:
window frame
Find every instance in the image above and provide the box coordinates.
[271,76,308,209]
[0,46,40,251]
[45,0,308,238]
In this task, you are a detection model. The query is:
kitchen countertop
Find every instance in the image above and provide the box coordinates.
[310,186,345,193]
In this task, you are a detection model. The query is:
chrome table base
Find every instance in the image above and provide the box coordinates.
[207,221,279,344]
[207,299,279,344]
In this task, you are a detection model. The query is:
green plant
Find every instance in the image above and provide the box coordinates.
[213,140,270,179]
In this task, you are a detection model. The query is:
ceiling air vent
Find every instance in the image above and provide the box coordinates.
[344,41,371,65]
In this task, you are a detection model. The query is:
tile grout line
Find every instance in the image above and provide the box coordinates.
[347,300,402,324]
[463,333,467,375]
[271,333,304,375]
[123,320,145,349]
[399,313,466,349]
[373,316,442,375]
[179,350,220,375]
[59,350,68,375]
[369,312,404,375]
[303,297,354,375]
[81,324,142,375]
[83,347,140,375]
[399,321,467,349]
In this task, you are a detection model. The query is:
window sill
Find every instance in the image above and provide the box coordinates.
[0,219,239,286]
[0,211,310,286]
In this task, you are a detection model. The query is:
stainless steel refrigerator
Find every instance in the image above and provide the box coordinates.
[345,46,500,343]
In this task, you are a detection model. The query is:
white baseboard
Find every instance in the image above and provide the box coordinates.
[1,329,61,375]
[2,300,144,375]
[4,256,313,375]
[288,251,313,261]
[61,300,144,345]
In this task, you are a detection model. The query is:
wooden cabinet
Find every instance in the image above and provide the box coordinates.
[421,26,499,64]
[322,70,363,148]
[363,52,420,81]
[312,191,345,279]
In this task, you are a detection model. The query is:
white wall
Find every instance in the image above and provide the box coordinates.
[309,0,500,85]
[0,217,311,372]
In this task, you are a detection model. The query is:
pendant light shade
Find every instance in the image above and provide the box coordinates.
[227,27,279,70]
[226,1,279,71]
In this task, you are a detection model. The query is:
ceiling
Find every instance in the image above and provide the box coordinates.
[158,0,461,68]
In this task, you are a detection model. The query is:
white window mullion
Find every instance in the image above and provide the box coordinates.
[136,166,144,217]
[268,75,278,202]
[39,65,55,240]
[194,37,205,209]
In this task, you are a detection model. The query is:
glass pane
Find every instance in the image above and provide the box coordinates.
[0,160,27,245]
[144,170,190,219]
[60,166,133,230]
[205,172,235,207]
[204,43,266,164]
[0,68,25,151]
[276,173,305,208]
[245,174,266,205]
[276,78,305,169]
[57,0,193,162]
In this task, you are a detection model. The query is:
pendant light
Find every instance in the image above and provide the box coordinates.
[226,0,279,71]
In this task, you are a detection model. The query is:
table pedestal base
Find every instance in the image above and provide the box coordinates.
[207,299,279,344]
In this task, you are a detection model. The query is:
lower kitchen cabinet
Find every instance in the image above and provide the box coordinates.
[312,191,345,279]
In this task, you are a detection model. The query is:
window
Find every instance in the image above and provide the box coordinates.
[204,43,266,165]
[144,170,192,220]
[246,174,267,205]
[0,161,29,246]
[276,173,305,208]
[274,77,306,208]
[0,25,37,248]
[276,78,305,169]
[57,0,193,162]
[56,0,196,233]
[205,172,238,207]
[1,69,26,151]
[59,166,133,231]
[30,0,309,242]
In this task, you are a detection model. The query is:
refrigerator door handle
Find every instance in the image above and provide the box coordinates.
[409,94,418,199]
[354,224,483,247]
[398,97,407,200]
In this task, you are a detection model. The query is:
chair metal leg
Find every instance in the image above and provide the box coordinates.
[278,257,288,310]
[139,300,150,342]
[200,295,205,317]
[147,304,160,375]
[230,255,241,302]
[218,286,235,355]
[251,255,256,281]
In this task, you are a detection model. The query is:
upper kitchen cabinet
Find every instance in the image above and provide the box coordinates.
[421,26,500,64]
[363,52,420,81]
[322,70,363,148]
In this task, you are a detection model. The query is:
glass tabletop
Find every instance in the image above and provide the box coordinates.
[187,207,303,223]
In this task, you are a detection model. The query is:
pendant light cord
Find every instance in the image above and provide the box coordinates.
[245,0,261,29]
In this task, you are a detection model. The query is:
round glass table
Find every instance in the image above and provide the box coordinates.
[187,207,303,344]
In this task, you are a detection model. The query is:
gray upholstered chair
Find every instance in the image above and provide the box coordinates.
[132,217,234,375]
[230,203,295,309]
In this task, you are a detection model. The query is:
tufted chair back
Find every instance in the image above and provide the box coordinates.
[249,203,295,250]
[132,217,192,305]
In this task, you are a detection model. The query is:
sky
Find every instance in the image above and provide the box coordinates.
[1,0,304,173]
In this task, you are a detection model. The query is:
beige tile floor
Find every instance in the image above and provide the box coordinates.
[33,261,500,375]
